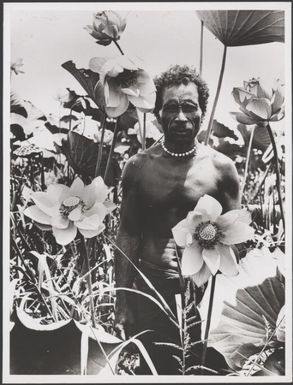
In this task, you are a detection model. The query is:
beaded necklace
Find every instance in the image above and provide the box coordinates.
[161,141,197,158]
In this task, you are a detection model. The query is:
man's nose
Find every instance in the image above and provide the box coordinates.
[175,109,188,122]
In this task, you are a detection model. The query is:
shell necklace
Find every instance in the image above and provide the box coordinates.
[161,141,197,158]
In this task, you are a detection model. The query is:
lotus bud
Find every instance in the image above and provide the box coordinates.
[84,11,126,46]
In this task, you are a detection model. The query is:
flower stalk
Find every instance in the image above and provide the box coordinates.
[266,123,285,231]
[240,125,255,201]
[95,113,107,177]
[142,113,146,151]
[104,118,119,184]
[201,274,216,373]
[81,236,96,328]
[204,45,227,145]
[39,153,46,191]
[113,39,124,55]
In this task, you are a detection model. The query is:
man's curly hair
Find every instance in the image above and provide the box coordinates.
[154,65,209,119]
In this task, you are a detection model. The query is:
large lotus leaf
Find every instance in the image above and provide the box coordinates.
[197,11,284,47]
[10,92,27,118]
[118,106,138,132]
[56,131,121,185]
[62,61,105,109]
[10,309,121,375]
[210,274,285,370]
[197,128,245,158]
[237,123,271,152]
[212,119,238,140]
[252,347,285,376]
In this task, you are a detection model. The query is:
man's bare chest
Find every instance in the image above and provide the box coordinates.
[139,156,219,209]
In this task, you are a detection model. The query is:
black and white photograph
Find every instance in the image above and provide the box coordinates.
[3,2,292,382]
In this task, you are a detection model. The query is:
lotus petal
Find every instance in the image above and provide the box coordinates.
[197,10,284,47]
[135,70,156,95]
[103,200,116,215]
[32,192,57,216]
[121,86,140,97]
[202,248,220,275]
[84,203,107,221]
[75,214,102,231]
[216,209,251,231]
[52,223,77,245]
[271,87,284,115]
[47,184,70,204]
[78,223,106,239]
[128,92,156,112]
[217,244,239,276]
[92,176,109,203]
[230,112,257,125]
[246,98,272,120]
[105,93,129,118]
[181,241,204,276]
[221,222,255,245]
[50,214,69,229]
[23,205,51,225]
[186,210,205,231]
[68,206,82,222]
[172,218,190,247]
[232,88,254,106]
[191,263,212,287]
[195,195,222,221]
[68,177,84,198]
[105,78,122,107]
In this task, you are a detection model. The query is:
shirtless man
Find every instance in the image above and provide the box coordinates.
[114,65,240,374]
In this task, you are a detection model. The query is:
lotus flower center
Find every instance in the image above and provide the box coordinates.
[114,69,138,88]
[59,196,85,217]
[194,221,221,249]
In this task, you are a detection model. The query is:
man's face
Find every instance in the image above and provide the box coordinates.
[159,82,202,145]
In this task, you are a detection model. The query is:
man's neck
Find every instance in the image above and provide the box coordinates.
[163,139,196,154]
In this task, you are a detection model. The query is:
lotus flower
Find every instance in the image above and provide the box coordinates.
[55,88,76,106]
[24,177,115,245]
[231,78,285,125]
[11,58,25,75]
[128,113,162,144]
[89,55,156,118]
[172,195,255,286]
[85,11,126,46]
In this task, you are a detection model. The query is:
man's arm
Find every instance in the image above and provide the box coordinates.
[216,155,247,260]
[215,154,241,212]
[114,155,142,339]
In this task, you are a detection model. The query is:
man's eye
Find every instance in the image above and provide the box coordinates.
[163,105,179,113]
[181,104,198,113]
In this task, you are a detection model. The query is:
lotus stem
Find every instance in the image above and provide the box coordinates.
[251,162,272,202]
[204,45,227,145]
[240,125,255,201]
[113,39,124,55]
[28,157,35,190]
[266,124,285,231]
[199,20,204,76]
[201,274,216,373]
[40,152,45,191]
[174,244,186,345]
[104,118,119,185]
[142,113,146,151]
[95,113,107,177]
[82,236,96,328]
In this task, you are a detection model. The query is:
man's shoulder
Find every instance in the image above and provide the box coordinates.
[199,143,235,169]
[122,145,162,180]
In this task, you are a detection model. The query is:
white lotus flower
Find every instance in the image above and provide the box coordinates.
[172,195,255,286]
[24,177,115,245]
[89,55,156,118]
